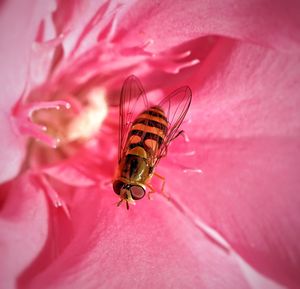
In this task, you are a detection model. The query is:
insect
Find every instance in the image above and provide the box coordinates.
[113,75,192,209]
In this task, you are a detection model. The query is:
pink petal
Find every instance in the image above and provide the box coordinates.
[0,0,54,107]
[0,0,55,182]
[116,1,300,53]
[162,39,300,288]
[1,1,299,288]
[28,187,284,289]
[0,173,48,289]
[0,115,26,183]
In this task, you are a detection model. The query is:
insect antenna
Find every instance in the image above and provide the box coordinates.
[126,201,129,210]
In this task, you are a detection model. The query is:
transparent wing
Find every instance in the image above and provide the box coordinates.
[118,75,148,162]
[152,86,192,166]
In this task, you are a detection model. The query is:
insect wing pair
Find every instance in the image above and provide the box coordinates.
[113,75,192,209]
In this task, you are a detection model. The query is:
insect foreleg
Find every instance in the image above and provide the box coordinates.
[154,172,170,200]
[146,173,170,200]
[153,172,166,195]
[146,183,156,200]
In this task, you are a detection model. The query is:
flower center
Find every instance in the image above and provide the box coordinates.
[65,88,108,143]
[13,87,108,169]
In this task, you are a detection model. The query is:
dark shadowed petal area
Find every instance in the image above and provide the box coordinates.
[161,38,300,288]
[0,173,48,289]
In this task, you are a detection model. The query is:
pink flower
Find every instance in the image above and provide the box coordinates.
[1,1,300,289]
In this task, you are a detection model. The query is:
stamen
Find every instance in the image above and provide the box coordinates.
[27,100,71,116]
[24,122,60,148]
[120,39,154,57]
[34,33,65,48]
[178,150,196,156]
[183,168,203,174]
[38,175,71,219]
[151,48,200,74]
[162,59,200,74]
[176,50,191,58]
[12,99,71,147]
[180,131,190,143]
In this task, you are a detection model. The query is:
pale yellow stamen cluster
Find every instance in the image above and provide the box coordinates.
[66,88,108,142]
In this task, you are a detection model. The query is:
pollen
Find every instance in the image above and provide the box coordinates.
[66,88,108,142]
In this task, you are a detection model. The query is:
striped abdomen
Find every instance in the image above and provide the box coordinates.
[119,106,168,182]
[127,106,168,157]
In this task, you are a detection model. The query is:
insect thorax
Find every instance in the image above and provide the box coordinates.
[119,152,150,183]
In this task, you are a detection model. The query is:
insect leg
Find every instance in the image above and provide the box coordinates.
[146,183,156,200]
[154,172,170,200]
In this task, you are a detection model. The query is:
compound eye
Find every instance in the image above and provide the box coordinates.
[130,185,145,200]
[113,180,124,195]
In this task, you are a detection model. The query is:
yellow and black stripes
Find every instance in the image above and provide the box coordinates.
[144,109,167,121]
[132,119,167,134]
[126,106,168,156]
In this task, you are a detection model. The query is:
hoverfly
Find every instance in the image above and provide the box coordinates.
[113,75,192,209]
